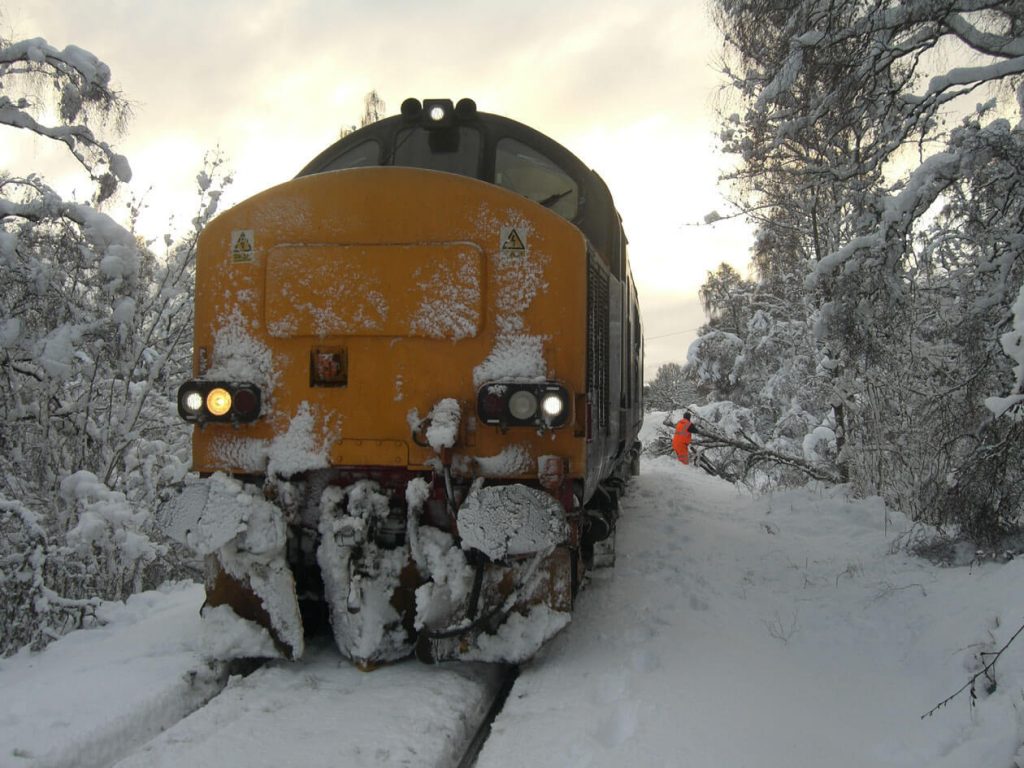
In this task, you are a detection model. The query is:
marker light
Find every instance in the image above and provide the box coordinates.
[232,387,260,417]
[206,388,232,417]
[508,390,538,420]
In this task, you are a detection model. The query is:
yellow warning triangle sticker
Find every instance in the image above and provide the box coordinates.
[502,228,526,252]
[231,230,255,263]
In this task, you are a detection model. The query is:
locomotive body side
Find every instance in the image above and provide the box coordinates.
[163,101,642,665]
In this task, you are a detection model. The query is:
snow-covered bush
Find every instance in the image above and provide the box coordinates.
[0,494,101,653]
[0,34,225,654]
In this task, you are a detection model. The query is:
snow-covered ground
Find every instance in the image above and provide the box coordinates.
[479,457,1024,767]
[2,455,1022,767]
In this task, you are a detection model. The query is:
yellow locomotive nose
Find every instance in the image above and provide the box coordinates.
[169,98,643,667]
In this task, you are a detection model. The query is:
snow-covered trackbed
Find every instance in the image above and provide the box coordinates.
[0,584,513,768]
[113,649,510,768]
[3,456,1023,767]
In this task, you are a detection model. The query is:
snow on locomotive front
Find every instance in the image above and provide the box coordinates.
[160,99,643,666]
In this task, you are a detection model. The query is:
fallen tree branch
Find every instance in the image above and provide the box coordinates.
[692,422,844,484]
[922,620,1024,719]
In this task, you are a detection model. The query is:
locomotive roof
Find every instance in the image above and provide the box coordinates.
[297,98,625,275]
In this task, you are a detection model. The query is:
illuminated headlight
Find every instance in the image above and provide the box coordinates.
[177,380,262,424]
[429,105,446,122]
[182,390,204,415]
[477,382,571,429]
[541,392,566,419]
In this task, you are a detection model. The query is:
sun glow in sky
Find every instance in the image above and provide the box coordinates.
[3,0,753,381]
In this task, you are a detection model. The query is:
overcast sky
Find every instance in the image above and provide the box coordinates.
[3,0,753,381]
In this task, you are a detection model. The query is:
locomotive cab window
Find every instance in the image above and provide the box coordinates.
[392,126,482,178]
[319,139,381,172]
[495,138,579,220]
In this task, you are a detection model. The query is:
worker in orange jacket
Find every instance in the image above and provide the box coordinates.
[672,411,696,465]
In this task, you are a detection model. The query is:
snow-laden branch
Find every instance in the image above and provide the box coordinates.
[808,151,961,285]
[692,419,844,484]
[942,12,1024,58]
[0,37,131,199]
[0,97,130,185]
[922,55,1024,101]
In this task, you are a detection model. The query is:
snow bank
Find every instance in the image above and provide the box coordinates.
[478,449,1024,768]
[0,584,221,768]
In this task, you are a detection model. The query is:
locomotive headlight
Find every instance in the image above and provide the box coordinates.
[182,390,204,414]
[508,390,538,420]
[541,392,566,419]
[429,105,446,122]
[477,382,571,429]
[206,387,233,417]
[177,380,263,423]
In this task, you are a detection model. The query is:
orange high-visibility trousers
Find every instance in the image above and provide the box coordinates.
[672,419,692,465]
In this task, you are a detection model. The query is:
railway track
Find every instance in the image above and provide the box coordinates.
[112,644,518,768]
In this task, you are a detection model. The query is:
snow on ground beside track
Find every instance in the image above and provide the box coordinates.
[0,583,220,768]
[478,456,1024,768]
[2,454,1023,767]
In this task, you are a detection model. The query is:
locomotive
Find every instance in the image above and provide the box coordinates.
[163,98,643,666]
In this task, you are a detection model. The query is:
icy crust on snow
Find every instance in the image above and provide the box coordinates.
[424,397,461,451]
[457,444,533,477]
[216,536,304,660]
[317,481,412,663]
[457,482,567,561]
[266,401,331,478]
[462,604,571,663]
[159,472,283,556]
[473,334,547,388]
[412,527,476,632]
[157,473,302,659]
[159,475,240,554]
[405,478,476,633]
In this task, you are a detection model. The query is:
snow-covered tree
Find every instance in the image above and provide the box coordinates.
[0,35,226,653]
[645,361,700,411]
[698,0,1024,541]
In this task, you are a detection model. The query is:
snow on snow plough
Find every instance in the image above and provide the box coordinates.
[160,98,643,666]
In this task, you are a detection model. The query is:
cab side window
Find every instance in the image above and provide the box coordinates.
[495,138,579,221]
